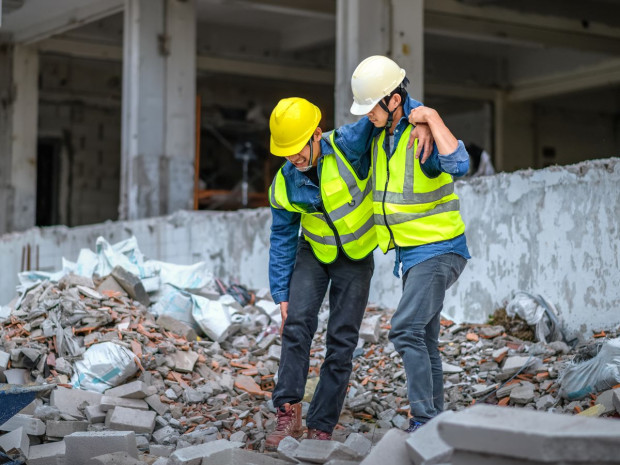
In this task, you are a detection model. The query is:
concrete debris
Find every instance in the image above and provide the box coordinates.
[1,251,619,464]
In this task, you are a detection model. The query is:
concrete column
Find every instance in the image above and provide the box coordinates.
[335,0,425,127]
[392,0,424,102]
[120,0,196,221]
[0,43,39,235]
[335,0,389,127]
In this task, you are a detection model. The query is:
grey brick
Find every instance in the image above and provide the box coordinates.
[168,439,243,465]
[360,429,410,465]
[100,395,149,411]
[293,439,360,463]
[438,404,620,463]
[105,380,151,399]
[406,411,453,465]
[28,440,66,465]
[109,406,156,434]
[0,427,29,456]
[64,430,138,465]
[46,420,89,438]
[50,386,102,419]
[0,414,46,435]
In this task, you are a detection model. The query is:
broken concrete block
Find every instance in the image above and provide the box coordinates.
[209,448,291,465]
[108,406,156,434]
[157,314,198,341]
[0,414,46,436]
[50,386,102,419]
[501,356,535,375]
[167,439,243,465]
[28,440,66,465]
[594,388,619,415]
[85,451,147,465]
[105,380,150,399]
[255,300,281,327]
[96,276,128,296]
[438,404,620,463]
[0,351,9,369]
[100,395,149,411]
[359,315,381,343]
[268,344,282,361]
[441,362,463,374]
[406,411,453,465]
[171,350,199,373]
[344,432,372,458]
[293,439,360,463]
[85,404,107,424]
[59,273,95,289]
[111,266,150,306]
[46,420,89,438]
[613,388,620,415]
[0,427,29,457]
[145,394,169,416]
[64,430,138,465]
[150,444,174,457]
[152,426,179,445]
[359,429,410,465]
[77,285,105,300]
[509,382,535,405]
[277,436,300,462]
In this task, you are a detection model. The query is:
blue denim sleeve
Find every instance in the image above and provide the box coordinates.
[420,140,470,178]
[269,206,301,304]
[332,117,375,179]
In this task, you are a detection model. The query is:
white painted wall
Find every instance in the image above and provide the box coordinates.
[2,159,619,339]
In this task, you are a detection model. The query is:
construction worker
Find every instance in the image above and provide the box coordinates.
[349,56,471,432]
[265,97,432,448]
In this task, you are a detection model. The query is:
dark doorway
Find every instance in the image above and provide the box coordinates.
[36,138,62,226]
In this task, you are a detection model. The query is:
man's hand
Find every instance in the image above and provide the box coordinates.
[407,122,434,164]
[279,301,288,336]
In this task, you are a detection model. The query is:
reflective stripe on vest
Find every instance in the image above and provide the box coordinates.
[269,132,377,263]
[372,125,465,252]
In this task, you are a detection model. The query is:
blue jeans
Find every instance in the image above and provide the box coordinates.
[389,253,467,423]
[272,238,374,432]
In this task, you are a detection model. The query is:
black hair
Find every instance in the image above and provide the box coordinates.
[382,77,410,107]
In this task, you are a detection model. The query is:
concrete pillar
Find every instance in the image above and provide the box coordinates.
[120,0,196,220]
[0,43,39,235]
[335,0,424,127]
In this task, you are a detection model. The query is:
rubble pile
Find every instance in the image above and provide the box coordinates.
[0,238,618,463]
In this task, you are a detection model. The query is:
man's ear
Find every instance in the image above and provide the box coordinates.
[391,93,402,110]
[314,127,323,141]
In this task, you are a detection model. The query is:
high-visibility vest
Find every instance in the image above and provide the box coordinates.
[269,132,377,264]
[372,124,465,253]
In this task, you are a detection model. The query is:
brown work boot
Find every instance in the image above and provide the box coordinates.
[306,428,332,440]
[265,402,304,451]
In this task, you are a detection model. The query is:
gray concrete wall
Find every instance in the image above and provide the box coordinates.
[1,158,619,339]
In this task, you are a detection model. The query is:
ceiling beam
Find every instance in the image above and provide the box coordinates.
[426,0,620,54]
[508,57,620,101]
[38,38,334,85]
[9,0,123,45]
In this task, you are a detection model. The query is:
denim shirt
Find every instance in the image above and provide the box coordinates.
[267,112,410,304]
[389,94,472,278]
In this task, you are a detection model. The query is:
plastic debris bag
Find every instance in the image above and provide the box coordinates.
[148,260,214,291]
[150,284,201,332]
[505,291,564,344]
[191,294,242,342]
[71,342,139,393]
[558,337,620,400]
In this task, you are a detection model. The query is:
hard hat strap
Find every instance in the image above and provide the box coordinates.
[297,136,315,172]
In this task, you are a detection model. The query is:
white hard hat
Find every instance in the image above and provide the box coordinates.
[350,55,407,115]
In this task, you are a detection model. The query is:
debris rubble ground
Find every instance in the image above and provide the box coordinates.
[0,237,619,464]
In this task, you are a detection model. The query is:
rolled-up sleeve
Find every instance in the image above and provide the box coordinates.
[421,140,470,178]
[268,206,301,304]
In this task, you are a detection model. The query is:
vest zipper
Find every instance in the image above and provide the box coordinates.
[382,149,396,250]
[318,157,343,250]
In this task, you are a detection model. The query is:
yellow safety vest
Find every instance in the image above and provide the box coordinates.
[372,125,465,253]
[269,132,377,264]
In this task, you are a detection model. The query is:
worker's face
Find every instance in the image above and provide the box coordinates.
[285,129,322,171]
[366,94,400,127]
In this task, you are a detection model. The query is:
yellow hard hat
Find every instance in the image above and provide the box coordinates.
[350,55,406,115]
[269,98,321,157]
